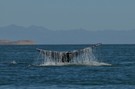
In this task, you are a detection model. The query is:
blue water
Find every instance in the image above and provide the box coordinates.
[0,45,135,89]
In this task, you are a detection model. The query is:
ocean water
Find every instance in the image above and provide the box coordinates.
[0,45,135,89]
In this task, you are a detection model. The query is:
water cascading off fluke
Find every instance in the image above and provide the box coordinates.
[34,45,111,66]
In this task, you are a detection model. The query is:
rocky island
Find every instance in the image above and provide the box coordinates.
[0,40,34,45]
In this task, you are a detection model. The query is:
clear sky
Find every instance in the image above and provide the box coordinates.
[0,0,135,30]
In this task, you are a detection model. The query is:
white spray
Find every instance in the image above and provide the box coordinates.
[34,47,111,66]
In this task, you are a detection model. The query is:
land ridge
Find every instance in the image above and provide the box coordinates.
[0,40,34,45]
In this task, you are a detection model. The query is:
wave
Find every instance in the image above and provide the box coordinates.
[35,61,111,67]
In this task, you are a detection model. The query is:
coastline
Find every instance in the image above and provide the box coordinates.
[0,40,34,45]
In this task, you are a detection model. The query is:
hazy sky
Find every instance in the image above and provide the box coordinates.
[0,0,135,30]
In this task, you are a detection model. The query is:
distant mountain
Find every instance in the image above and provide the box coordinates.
[0,25,135,44]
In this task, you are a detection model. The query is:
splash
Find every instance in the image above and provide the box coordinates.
[10,60,17,64]
[34,47,111,66]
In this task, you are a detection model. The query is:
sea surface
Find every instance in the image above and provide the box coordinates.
[0,45,135,89]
